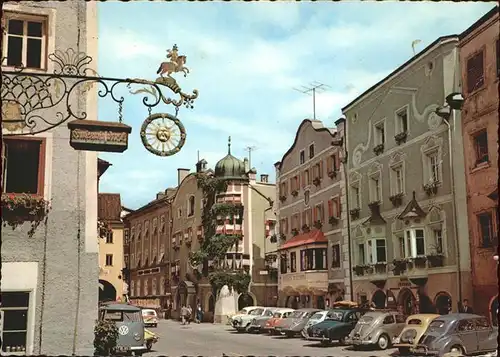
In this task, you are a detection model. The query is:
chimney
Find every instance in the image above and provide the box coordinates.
[243,158,249,173]
[177,168,190,185]
[156,192,165,200]
[260,174,269,183]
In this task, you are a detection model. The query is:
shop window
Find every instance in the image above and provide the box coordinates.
[2,138,45,195]
[1,292,30,353]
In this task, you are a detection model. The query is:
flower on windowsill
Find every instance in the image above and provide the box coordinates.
[368,201,381,209]
[291,190,299,197]
[394,131,408,144]
[328,216,339,225]
[327,170,337,179]
[98,219,113,238]
[313,177,321,186]
[291,228,299,236]
[1,193,51,237]
[423,181,439,195]
[389,193,404,206]
[373,144,384,155]
[279,195,287,202]
[301,224,310,233]
[349,208,360,219]
[313,220,322,229]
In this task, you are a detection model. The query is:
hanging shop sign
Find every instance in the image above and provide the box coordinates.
[67,119,132,153]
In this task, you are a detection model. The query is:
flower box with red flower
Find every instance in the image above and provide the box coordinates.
[1,193,51,237]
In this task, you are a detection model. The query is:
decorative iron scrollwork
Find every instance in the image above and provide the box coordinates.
[140,113,186,157]
[1,46,199,149]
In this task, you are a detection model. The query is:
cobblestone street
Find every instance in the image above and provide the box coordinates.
[147,320,399,356]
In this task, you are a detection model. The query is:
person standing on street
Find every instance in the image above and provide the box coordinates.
[459,299,474,313]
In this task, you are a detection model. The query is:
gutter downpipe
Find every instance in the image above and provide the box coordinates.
[440,107,463,306]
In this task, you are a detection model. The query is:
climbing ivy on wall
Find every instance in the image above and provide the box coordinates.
[188,172,251,297]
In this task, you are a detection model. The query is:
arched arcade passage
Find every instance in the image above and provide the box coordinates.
[99,280,117,302]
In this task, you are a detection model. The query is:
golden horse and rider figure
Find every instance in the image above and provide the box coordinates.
[156,44,190,78]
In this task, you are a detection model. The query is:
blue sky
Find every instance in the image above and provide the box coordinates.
[96,1,496,210]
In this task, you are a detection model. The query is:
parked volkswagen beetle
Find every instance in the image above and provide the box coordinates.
[415,313,498,356]
[346,310,406,350]
[393,313,440,355]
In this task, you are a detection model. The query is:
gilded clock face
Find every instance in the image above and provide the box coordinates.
[304,190,310,206]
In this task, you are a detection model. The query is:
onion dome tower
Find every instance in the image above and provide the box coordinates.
[214,137,247,180]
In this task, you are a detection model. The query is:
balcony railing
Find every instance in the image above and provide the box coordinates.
[353,255,446,279]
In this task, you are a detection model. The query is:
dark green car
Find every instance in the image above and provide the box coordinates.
[306,308,366,346]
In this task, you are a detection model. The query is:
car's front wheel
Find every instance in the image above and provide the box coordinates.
[449,345,464,354]
[377,334,390,350]
[146,341,153,351]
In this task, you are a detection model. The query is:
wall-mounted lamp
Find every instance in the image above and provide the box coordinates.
[494,255,499,262]
[445,92,464,110]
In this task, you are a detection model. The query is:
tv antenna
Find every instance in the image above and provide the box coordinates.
[293,81,330,120]
[245,146,257,168]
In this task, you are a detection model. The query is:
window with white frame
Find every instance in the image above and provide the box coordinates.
[433,229,443,254]
[369,175,381,202]
[351,184,361,209]
[391,165,404,195]
[3,12,47,69]
[105,254,113,266]
[357,243,365,265]
[1,292,30,353]
[331,244,341,268]
[426,151,440,183]
[366,239,387,263]
[396,107,408,134]
[402,229,426,257]
[374,122,385,146]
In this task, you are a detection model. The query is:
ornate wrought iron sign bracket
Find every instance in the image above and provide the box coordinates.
[1,45,198,156]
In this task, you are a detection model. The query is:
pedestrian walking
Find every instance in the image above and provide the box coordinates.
[187,305,192,324]
[180,305,187,325]
[196,303,203,323]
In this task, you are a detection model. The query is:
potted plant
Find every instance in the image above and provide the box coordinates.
[412,255,427,268]
[353,265,364,276]
[279,195,287,202]
[1,193,51,237]
[427,251,445,267]
[374,261,387,274]
[327,170,337,179]
[313,220,322,229]
[392,258,407,275]
[270,234,278,243]
[197,235,204,243]
[363,264,374,275]
[350,208,360,220]
[394,131,408,145]
[368,201,381,210]
[291,190,299,197]
[291,228,299,236]
[301,224,310,233]
[329,216,338,225]
[373,143,384,155]
[423,181,439,195]
[94,319,118,356]
[313,177,321,186]
[173,244,180,251]
[389,193,404,207]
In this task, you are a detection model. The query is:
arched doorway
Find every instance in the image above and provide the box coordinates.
[238,293,255,310]
[99,280,117,302]
[398,288,416,316]
[434,292,452,315]
[490,296,498,327]
[285,296,298,309]
[371,290,386,309]
[317,296,325,309]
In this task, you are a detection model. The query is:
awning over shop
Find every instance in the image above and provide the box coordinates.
[278,230,327,250]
